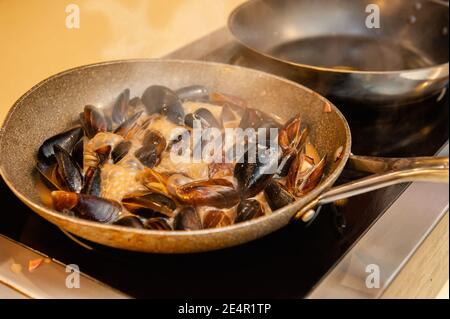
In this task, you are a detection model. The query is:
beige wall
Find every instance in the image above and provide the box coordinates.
[0,0,245,121]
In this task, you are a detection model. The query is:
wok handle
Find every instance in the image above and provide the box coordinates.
[295,155,449,220]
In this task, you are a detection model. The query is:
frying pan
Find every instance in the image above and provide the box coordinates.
[228,0,449,104]
[0,60,448,253]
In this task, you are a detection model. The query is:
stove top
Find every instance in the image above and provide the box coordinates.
[0,28,448,298]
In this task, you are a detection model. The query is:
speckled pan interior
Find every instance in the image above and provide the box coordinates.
[0,59,351,253]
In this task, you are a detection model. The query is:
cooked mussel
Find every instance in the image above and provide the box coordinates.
[171,178,239,208]
[239,108,264,129]
[203,210,232,228]
[185,108,221,129]
[113,215,144,229]
[235,199,264,223]
[278,114,307,152]
[264,180,294,210]
[141,85,185,125]
[82,166,101,196]
[114,111,143,139]
[80,105,108,138]
[72,137,85,169]
[176,85,209,102]
[111,141,132,163]
[144,217,172,230]
[137,168,170,195]
[234,146,279,199]
[112,88,130,124]
[51,191,121,223]
[173,206,202,231]
[135,130,166,168]
[286,149,326,197]
[53,145,83,193]
[36,161,63,190]
[295,156,327,196]
[38,126,83,164]
[209,92,247,115]
[122,192,176,218]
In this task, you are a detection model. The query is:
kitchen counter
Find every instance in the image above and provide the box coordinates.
[0,0,448,299]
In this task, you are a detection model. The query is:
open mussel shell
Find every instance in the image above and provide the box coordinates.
[264,180,294,211]
[36,161,63,190]
[112,88,130,124]
[135,146,161,169]
[114,111,143,139]
[185,108,221,129]
[144,217,172,231]
[175,85,209,102]
[173,206,202,231]
[81,105,108,138]
[141,85,185,125]
[276,148,297,178]
[143,130,167,153]
[234,146,279,199]
[220,103,238,127]
[209,92,248,113]
[203,210,232,229]
[137,168,170,195]
[53,145,83,193]
[82,166,101,197]
[172,178,240,209]
[235,199,264,223]
[72,137,85,169]
[111,141,132,164]
[295,156,327,196]
[51,191,121,223]
[239,108,265,129]
[38,126,83,164]
[134,130,166,168]
[286,151,307,192]
[113,215,144,229]
[95,145,112,166]
[122,192,176,218]
[129,96,142,107]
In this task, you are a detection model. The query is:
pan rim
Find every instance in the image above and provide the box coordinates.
[228,0,449,76]
[0,58,351,241]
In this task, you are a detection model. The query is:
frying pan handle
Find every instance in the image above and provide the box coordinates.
[346,154,449,176]
[294,155,449,221]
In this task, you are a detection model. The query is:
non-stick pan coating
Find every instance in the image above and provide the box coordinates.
[0,60,350,253]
